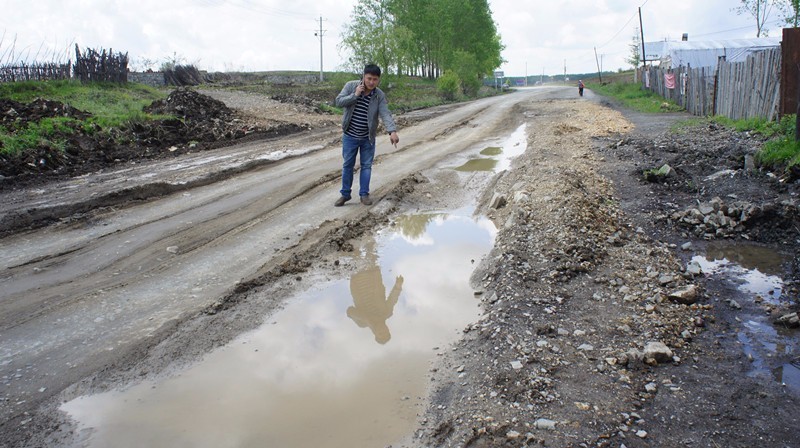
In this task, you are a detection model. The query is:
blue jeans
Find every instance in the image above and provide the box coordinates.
[340,134,375,198]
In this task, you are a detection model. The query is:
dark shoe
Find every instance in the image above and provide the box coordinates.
[334,196,350,207]
[360,195,373,205]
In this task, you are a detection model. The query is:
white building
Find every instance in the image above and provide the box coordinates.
[643,37,781,69]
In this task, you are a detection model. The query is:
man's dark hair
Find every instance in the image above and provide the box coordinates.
[364,64,382,77]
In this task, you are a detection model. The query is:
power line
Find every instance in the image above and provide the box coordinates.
[597,11,638,49]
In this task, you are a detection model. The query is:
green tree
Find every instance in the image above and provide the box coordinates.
[780,0,800,26]
[339,0,399,73]
[734,0,778,37]
[626,28,641,69]
[339,0,503,95]
[436,70,460,100]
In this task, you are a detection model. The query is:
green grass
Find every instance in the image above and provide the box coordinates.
[0,117,77,155]
[671,114,800,173]
[216,71,478,114]
[0,80,166,128]
[586,81,683,113]
[756,116,800,171]
[0,80,168,157]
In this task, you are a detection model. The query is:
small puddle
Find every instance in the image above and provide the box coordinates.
[455,158,497,172]
[453,124,527,172]
[737,320,800,394]
[62,208,496,448]
[692,241,798,393]
[693,242,788,304]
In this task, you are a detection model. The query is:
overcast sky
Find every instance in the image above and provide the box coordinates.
[0,0,787,77]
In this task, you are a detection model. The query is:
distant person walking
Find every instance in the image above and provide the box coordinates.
[578,80,585,97]
[334,64,400,206]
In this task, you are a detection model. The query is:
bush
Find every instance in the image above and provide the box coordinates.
[437,70,460,100]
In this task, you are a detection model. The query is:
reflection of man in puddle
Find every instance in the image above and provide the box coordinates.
[347,240,403,344]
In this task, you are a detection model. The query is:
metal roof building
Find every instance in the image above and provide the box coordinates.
[643,37,781,69]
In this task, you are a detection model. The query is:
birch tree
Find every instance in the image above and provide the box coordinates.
[735,0,778,37]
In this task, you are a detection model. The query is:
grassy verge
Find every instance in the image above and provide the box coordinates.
[0,80,167,157]
[673,115,800,174]
[754,115,800,172]
[0,80,166,128]
[587,81,683,113]
[212,71,489,114]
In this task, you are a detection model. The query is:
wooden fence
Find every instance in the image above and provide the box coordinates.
[716,47,781,120]
[73,45,128,83]
[643,47,782,120]
[0,62,72,83]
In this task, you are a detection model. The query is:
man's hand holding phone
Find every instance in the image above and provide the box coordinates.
[355,80,365,97]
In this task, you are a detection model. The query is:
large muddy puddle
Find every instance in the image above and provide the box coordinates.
[62,208,496,448]
[454,124,527,172]
[692,241,799,394]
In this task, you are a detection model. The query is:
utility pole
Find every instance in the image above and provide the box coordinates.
[563,59,566,82]
[314,16,326,82]
[639,7,647,70]
[541,67,544,85]
[594,47,602,83]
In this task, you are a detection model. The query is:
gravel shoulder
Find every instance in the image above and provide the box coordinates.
[407,95,799,447]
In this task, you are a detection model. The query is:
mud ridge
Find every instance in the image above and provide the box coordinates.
[0,145,333,238]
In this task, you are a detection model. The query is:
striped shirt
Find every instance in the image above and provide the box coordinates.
[345,90,373,138]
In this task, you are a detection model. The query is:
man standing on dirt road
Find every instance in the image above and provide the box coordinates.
[334,64,400,206]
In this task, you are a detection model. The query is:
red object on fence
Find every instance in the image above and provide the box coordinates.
[664,73,676,90]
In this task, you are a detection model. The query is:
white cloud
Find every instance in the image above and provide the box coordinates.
[0,0,781,75]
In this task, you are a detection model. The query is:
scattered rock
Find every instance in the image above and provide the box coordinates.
[533,418,556,430]
[686,262,703,276]
[775,312,799,328]
[490,193,508,209]
[643,341,673,364]
[658,275,675,285]
[726,299,742,310]
[668,285,699,305]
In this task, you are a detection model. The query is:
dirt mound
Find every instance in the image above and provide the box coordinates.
[604,122,800,244]
[145,87,233,120]
[1,89,304,186]
[1,98,91,128]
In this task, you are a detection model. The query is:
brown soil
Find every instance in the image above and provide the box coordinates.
[410,99,799,447]
[0,88,319,188]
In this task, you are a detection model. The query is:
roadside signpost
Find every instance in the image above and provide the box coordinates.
[494,70,504,91]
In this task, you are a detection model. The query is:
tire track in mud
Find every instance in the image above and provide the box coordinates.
[1,89,551,447]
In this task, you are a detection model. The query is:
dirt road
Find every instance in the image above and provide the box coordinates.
[0,86,554,445]
[1,86,798,447]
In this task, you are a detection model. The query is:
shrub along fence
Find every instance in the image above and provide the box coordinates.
[642,47,781,121]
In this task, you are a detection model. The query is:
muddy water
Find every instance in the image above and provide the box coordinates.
[454,124,527,172]
[694,242,789,304]
[692,241,799,393]
[62,209,496,448]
